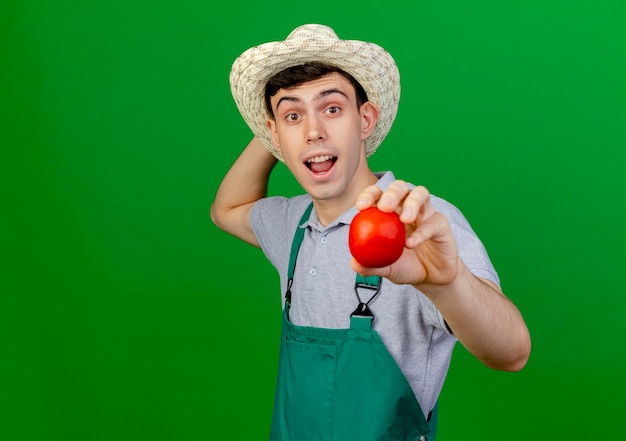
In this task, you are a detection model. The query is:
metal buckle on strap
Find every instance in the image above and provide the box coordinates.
[285,279,293,305]
[351,302,374,318]
[351,277,382,318]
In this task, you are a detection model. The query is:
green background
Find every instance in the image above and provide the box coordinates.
[2,0,625,439]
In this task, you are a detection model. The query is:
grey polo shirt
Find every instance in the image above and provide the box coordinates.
[250,171,500,416]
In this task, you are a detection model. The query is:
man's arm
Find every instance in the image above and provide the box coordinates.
[352,181,531,372]
[210,137,278,247]
[422,267,531,372]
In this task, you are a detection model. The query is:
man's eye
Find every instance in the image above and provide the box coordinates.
[286,113,300,121]
[326,106,340,114]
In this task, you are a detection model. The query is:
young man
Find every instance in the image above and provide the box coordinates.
[211,24,531,441]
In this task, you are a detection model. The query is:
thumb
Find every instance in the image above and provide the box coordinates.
[349,257,392,279]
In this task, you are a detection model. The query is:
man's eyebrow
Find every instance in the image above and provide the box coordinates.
[275,88,349,111]
[317,88,349,100]
[275,95,301,111]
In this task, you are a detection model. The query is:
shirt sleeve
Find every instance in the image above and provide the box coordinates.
[431,195,500,287]
[250,195,313,275]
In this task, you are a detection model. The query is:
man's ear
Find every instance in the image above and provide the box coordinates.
[267,119,281,153]
[360,102,380,141]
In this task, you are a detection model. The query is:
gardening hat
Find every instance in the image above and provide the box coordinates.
[229,24,400,162]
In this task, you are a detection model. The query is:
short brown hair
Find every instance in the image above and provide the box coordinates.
[264,62,369,119]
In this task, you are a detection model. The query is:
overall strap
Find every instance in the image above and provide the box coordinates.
[285,203,314,304]
[351,274,382,319]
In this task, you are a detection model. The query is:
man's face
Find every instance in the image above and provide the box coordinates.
[267,73,379,205]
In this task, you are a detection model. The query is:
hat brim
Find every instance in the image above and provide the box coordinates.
[229,24,400,162]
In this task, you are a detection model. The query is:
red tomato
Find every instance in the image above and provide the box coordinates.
[349,207,406,268]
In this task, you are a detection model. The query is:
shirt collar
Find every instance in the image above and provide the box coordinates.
[301,171,397,232]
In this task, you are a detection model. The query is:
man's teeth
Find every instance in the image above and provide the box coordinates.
[307,155,333,163]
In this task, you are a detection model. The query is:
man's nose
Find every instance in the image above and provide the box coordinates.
[306,115,325,143]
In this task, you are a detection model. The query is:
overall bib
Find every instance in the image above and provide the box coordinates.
[269,204,437,441]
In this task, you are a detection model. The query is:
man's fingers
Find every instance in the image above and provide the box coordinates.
[376,180,409,212]
[405,211,448,248]
[355,182,434,223]
[400,186,433,223]
[355,185,383,210]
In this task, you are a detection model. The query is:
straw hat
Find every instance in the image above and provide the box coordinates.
[229,24,400,162]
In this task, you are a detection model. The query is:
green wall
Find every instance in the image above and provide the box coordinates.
[2,1,625,439]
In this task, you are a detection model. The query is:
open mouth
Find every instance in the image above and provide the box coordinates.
[305,155,337,174]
